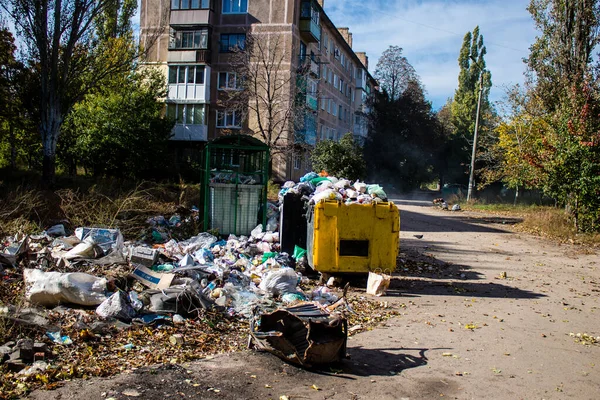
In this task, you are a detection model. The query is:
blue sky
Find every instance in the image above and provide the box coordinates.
[323,0,539,110]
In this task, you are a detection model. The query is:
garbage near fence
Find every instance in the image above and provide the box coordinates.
[0,181,402,396]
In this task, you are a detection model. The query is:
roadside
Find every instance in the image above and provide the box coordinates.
[27,196,600,400]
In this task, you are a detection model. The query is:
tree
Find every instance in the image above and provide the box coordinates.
[224,32,311,158]
[1,0,164,185]
[482,85,548,204]
[61,68,174,178]
[374,46,417,101]
[525,0,600,231]
[0,26,39,170]
[311,133,366,181]
[365,79,443,191]
[447,26,494,187]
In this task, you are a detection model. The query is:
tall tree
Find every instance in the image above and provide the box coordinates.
[365,79,443,191]
[448,26,493,185]
[1,0,164,185]
[374,46,417,101]
[525,0,600,231]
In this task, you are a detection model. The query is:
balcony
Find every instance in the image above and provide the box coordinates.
[298,55,319,78]
[306,93,318,110]
[170,9,212,26]
[170,124,208,141]
[299,1,321,43]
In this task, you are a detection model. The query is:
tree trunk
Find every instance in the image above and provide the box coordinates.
[9,123,16,169]
[513,186,519,206]
[40,105,62,187]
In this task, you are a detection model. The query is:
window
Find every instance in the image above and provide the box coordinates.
[339,79,344,92]
[220,33,246,52]
[171,0,209,9]
[338,105,342,119]
[293,154,302,170]
[323,33,328,49]
[333,74,338,88]
[218,72,241,90]
[351,87,354,102]
[328,70,332,83]
[216,110,242,128]
[332,101,337,116]
[166,103,206,125]
[328,99,332,114]
[168,65,205,84]
[321,97,326,110]
[222,0,247,13]
[169,28,209,49]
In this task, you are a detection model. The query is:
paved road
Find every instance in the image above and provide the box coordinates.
[29,197,600,400]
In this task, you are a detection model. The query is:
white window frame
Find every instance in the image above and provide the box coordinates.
[332,101,337,117]
[293,154,302,170]
[216,109,242,128]
[218,71,241,90]
[166,103,206,126]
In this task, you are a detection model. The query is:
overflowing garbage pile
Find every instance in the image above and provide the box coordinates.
[0,206,400,397]
[279,171,388,205]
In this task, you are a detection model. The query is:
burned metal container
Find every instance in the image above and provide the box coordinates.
[249,302,348,367]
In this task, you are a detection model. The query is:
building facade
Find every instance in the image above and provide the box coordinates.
[140,0,377,181]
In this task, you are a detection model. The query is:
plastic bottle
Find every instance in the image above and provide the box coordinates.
[202,280,217,296]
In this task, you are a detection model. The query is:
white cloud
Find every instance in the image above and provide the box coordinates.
[323,0,538,109]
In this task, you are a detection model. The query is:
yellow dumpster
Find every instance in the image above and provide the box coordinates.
[306,200,400,274]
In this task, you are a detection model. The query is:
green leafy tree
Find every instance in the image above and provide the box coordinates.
[311,133,366,180]
[1,0,165,185]
[0,26,39,170]
[62,68,174,178]
[365,80,444,191]
[525,0,600,231]
[448,26,493,185]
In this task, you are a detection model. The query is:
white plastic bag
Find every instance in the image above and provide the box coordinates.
[259,268,299,296]
[24,269,108,307]
[96,291,137,321]
[366,270,391,296]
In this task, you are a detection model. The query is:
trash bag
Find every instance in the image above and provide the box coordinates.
[275,252,295,268]
[259,268,299,296]
[366,184,388,201]
[24,269,108,307]
[74,227,123,256]
[292,246,307,260]
[96,291,137,322]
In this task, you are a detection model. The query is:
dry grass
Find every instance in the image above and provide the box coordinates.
[463,203,600,246]
[0,181,202,241]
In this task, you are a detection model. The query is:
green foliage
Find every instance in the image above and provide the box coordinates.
[446,26,494,184]
[0,27,40,171]
[521,0,600,231]
[61,68,174,178]
[311,134,366,181]
[365,81,443,191]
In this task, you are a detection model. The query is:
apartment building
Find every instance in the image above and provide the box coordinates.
[140,0,377,181]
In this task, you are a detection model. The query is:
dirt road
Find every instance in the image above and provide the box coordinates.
[29,196,600,400]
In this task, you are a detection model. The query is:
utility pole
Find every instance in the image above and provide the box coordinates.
[467,66,484,202]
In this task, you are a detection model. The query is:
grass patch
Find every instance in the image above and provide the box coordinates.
[461,203,600,246]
